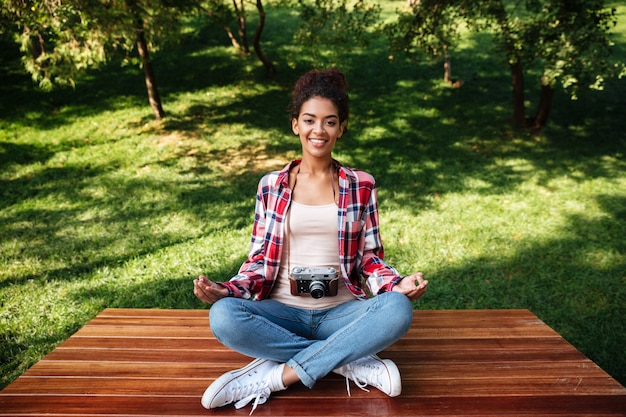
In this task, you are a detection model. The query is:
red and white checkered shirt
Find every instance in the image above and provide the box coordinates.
[219,159,404,300]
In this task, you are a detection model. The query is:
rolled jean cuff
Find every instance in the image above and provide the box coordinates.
[286,359,315,389]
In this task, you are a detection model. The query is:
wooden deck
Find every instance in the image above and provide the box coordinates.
[1,308,624,416]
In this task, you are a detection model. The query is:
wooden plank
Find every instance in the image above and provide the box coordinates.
[96,308,210,318]
[70,324,559,339]
[43,345,589,364]
[57,335,569,351]
[71,325,213,338]
[84,317,210,327]
[0,308,624,417]
[1,394,625,417]
[20,360,617,381]
[3,374,624,396]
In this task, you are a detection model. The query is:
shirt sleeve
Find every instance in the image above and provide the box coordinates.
[217,179,268,299]
[360,182,405,295]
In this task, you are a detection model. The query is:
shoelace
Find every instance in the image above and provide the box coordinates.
[229,381,271,415]
[342,363,381,397]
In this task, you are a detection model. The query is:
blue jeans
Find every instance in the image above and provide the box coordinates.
[208,291,413,388]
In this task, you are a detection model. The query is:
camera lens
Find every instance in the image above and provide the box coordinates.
[309,281,326,299]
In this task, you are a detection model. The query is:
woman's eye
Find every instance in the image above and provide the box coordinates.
[326,121,336,126]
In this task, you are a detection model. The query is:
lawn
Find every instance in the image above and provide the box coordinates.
[1,2,625,389]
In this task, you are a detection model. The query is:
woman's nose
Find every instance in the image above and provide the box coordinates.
[313,121,324,133]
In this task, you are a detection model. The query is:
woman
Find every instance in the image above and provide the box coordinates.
[193,68,428,414]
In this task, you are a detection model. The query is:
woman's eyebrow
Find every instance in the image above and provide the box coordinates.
[302,112,338,119]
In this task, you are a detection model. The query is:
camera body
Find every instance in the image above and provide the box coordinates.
[289,267,339,299]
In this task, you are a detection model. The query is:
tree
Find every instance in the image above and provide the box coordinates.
[195,1,241,50]
[386,0,474,87]
[201,0,274,74]
[125,0,167,119]
[1,0,198,120]
[252,0,274,75]
[1,0,107,89]
[233,0,250,53]
[292,0,381,68]
[387,0,625,132]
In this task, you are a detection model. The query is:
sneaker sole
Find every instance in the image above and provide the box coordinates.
[201,358,268,409]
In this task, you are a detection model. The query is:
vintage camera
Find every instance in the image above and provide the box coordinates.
[289,267,339,299]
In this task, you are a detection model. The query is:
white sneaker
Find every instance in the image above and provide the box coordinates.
[201,358,286,414]
[333,354,401,397]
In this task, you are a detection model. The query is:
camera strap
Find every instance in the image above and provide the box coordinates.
[285,204,293,276]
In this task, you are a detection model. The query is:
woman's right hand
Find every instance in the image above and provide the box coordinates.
[193,276,229,304]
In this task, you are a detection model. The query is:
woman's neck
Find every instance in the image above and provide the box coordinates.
[290,157,337,205]
[298,157,334,175]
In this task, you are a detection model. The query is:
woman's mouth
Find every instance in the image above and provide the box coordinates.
[309,138,327,145]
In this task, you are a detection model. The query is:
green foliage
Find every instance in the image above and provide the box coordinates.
[2,0,198,88]
[200,0,237,25]
[5,1,106,88]
[386,0,485,59]
[386,0,625,128]
[511,0,622,95]
[392,0,624,91]
[292,0,381,67]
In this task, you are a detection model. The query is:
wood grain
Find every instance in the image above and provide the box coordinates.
[1,308,624,416]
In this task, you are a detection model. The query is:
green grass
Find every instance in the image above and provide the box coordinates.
[1,2,625,389]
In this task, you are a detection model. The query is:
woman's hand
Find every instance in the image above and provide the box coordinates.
[193,276,229,304]
[392,272,428,301]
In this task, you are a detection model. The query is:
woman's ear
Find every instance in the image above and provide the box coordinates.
[338,122,346,139]
[291,118,299,135]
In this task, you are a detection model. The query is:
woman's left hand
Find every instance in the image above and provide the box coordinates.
[392,272,428,301]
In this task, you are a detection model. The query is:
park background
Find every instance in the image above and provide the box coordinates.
[1,1,625,390]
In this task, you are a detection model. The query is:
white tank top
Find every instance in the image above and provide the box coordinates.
[271,201,356,309]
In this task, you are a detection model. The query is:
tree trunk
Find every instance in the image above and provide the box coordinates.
[531,78,555,131]
[134,16,165,120]
[27,29,45,59]
[443,43,452,84]
[204,6,241,49]
[253,0,275,76]
[441,43,462,87]
[510,60,525,129]
[233,0,249,53]
[492,3,526,129]
[224,25,241,50]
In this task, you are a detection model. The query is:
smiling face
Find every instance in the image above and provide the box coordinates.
[291,96,344,160]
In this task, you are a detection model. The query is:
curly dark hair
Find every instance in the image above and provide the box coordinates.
[289,68,350,125]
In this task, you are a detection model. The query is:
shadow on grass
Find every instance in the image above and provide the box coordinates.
[0,164,257,288]
[0,142,53,171]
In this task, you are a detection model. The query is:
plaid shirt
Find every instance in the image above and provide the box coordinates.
[219,159,404,300]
